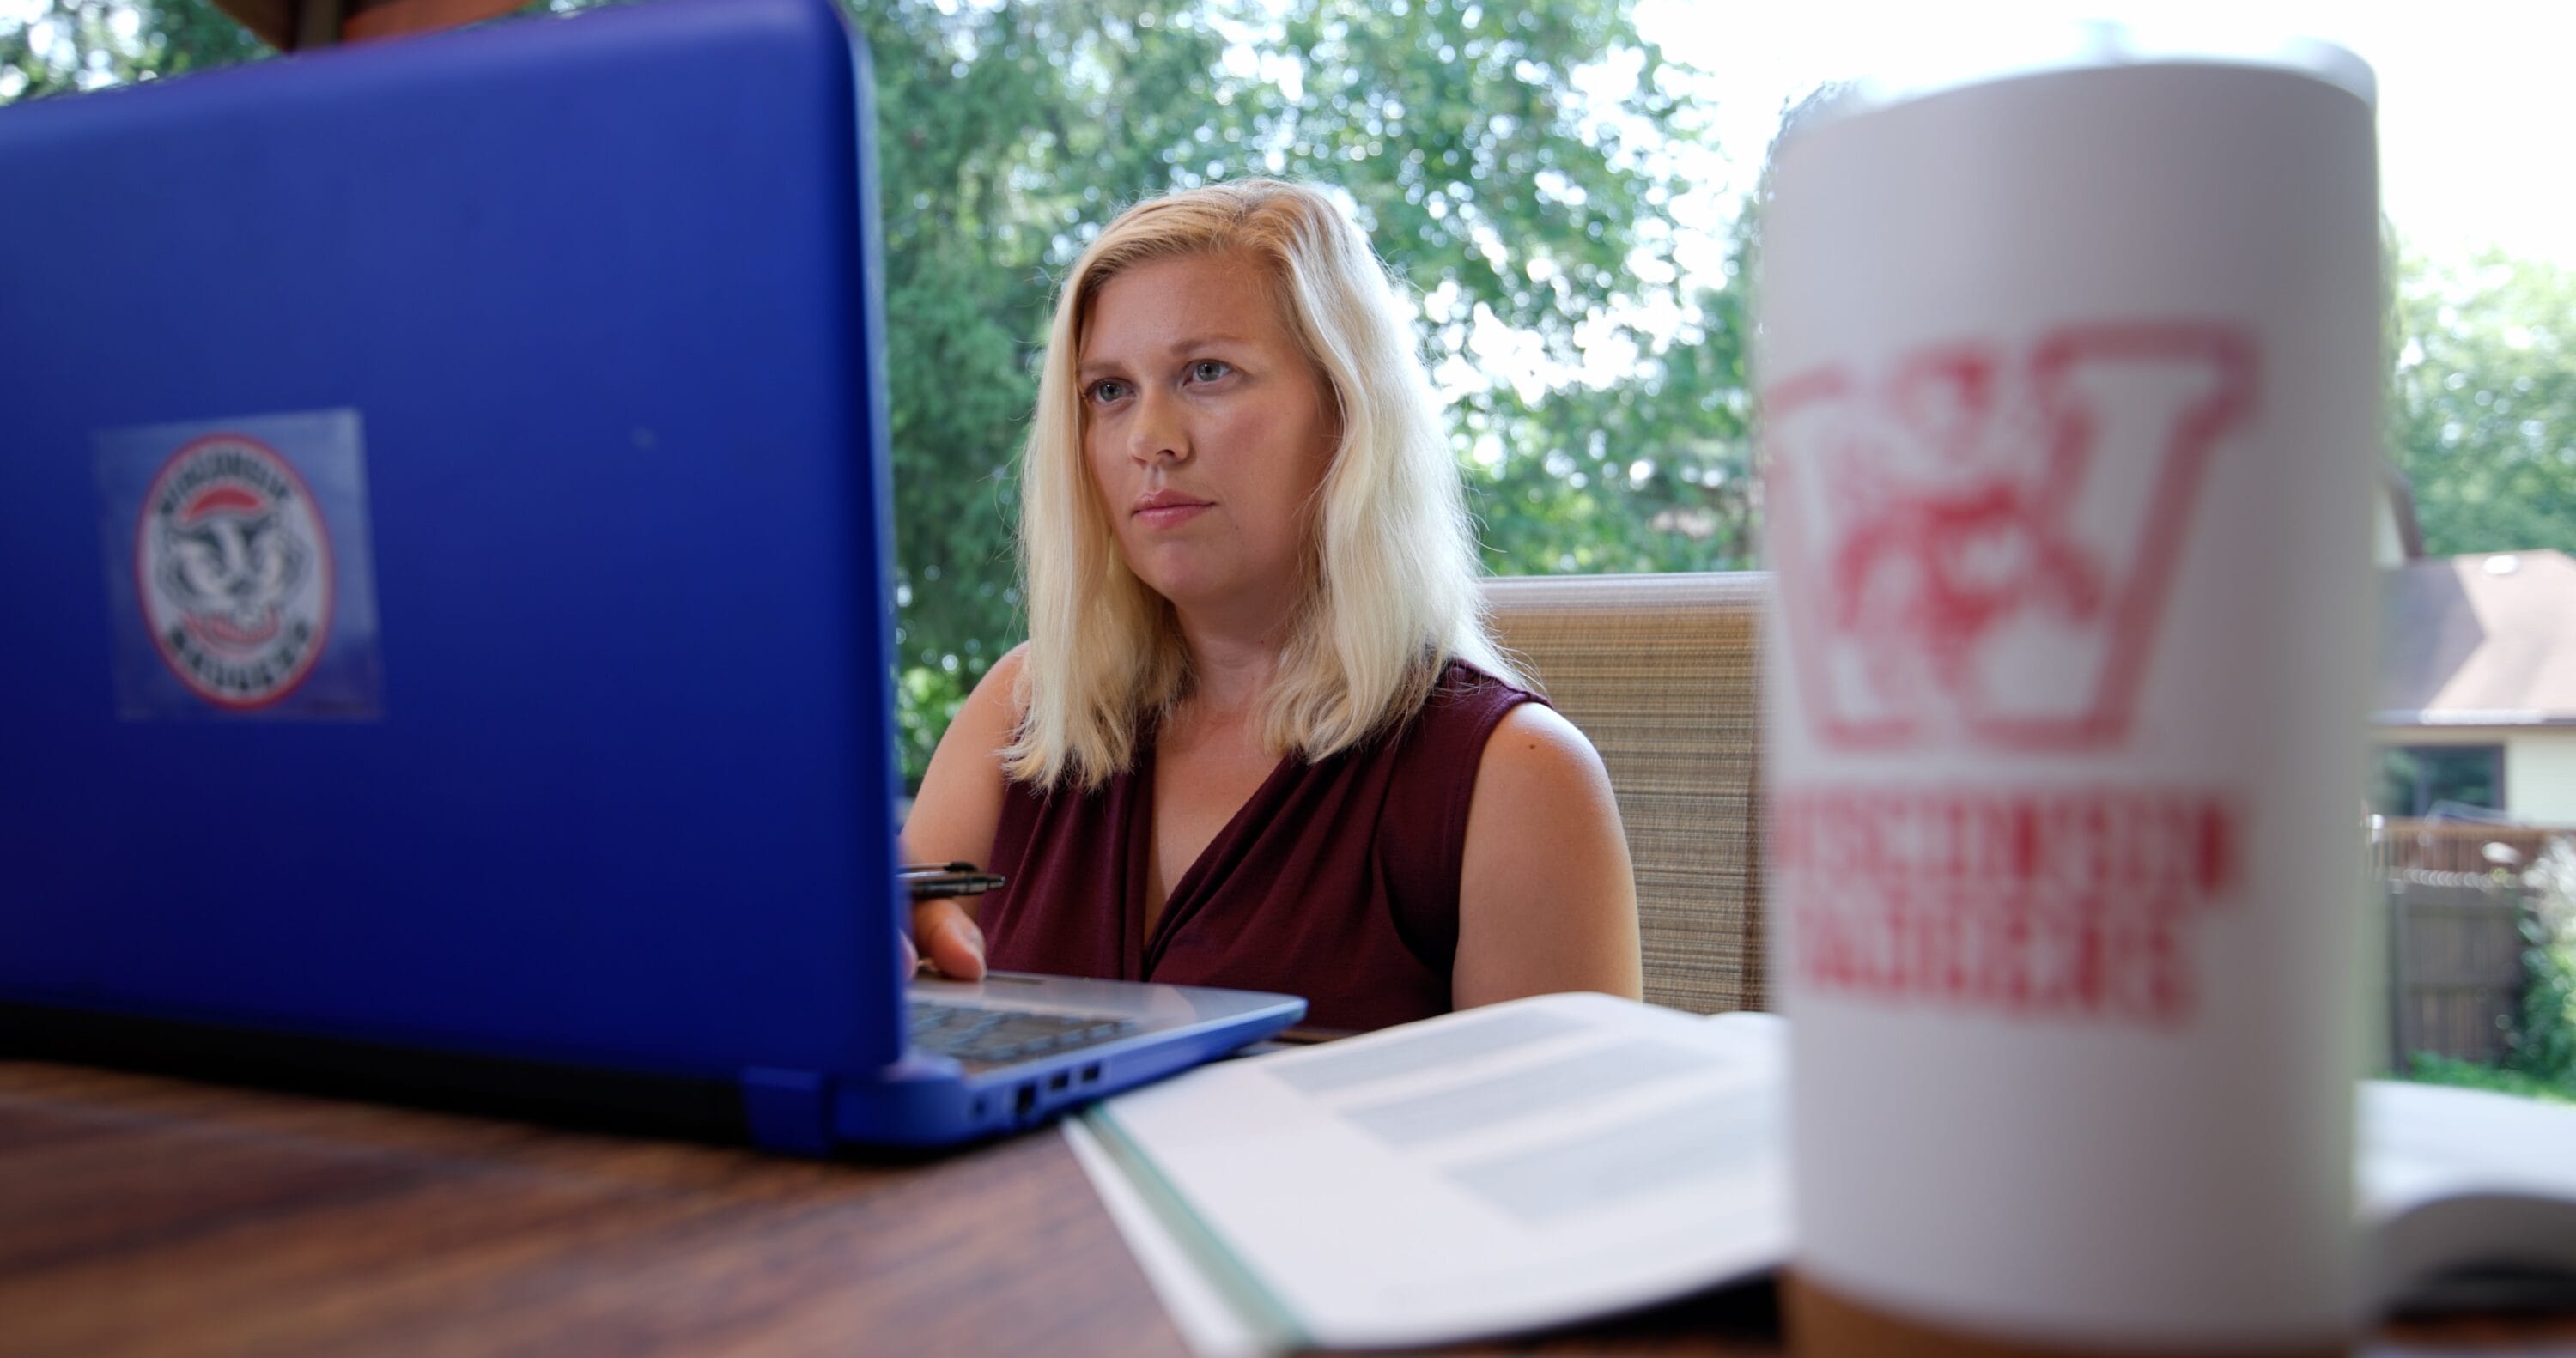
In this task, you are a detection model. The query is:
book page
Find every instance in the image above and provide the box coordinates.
[2357,1080,2576,1309]
[1078,992,1787,1352]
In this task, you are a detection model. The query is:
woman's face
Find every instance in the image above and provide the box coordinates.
[1078,250,1339,635]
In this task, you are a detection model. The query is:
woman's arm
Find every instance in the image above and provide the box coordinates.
[896,643,1030,979]
[1452,703,1643,1008]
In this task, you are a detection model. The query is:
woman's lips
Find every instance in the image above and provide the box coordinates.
[1133,493,1212,528]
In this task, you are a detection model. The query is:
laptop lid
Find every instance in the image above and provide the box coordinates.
[0,0,908,1081]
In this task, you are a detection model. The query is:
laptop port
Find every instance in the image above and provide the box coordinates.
[1048,1071,1069,1091]
[1081,1064,1101,1083]
[1016,1083,1037,1118]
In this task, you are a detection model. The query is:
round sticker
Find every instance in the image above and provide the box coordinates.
[134,433,336,709]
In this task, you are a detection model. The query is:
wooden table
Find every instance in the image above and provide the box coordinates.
[3,1062,2570,1357]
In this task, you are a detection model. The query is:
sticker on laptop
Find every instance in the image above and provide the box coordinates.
[94,409,384,719]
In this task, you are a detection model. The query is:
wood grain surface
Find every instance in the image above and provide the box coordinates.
[3,1063,2569,1358]
[0,1062,1184,1358]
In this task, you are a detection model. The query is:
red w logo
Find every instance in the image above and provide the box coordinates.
[1765,324,2257,752]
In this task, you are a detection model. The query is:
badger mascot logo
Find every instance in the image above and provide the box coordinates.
[1765,323,2255,753]
[136,434,335,707]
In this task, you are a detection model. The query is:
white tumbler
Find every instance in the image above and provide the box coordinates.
[1759,37,2380,1358]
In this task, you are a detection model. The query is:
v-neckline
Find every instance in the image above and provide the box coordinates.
[1129,733,1298,978]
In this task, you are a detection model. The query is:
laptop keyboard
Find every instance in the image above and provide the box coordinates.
[907,1001,1140,1070]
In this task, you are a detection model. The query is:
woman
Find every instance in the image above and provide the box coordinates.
[901,179,1639,1031]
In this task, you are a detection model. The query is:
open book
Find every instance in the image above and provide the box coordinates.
[1064,992,2576,1356]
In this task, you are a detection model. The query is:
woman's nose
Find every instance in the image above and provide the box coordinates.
[1127,388,1188,464]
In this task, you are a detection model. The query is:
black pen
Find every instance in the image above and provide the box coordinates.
[898,862,1005,899]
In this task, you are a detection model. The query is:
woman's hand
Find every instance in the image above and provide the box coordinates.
[904,897,987,979]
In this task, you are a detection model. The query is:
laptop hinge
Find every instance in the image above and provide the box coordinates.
[738,1066,834,1156]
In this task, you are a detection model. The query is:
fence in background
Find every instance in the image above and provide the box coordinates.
[2383,871,2530,1069]
[2372,819,2570,875]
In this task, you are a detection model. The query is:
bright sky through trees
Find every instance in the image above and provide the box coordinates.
[1637,0,2576,270]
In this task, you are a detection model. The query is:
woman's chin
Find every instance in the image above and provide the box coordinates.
[1138,572,1230,609]
[1126,547,1219,596]
[1130,564,1290,623]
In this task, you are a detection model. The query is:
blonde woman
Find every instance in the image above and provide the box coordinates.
[900,179,1639,1032]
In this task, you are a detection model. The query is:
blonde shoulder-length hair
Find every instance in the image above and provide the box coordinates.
[1003,179,1525,791]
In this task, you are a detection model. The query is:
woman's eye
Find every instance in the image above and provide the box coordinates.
[1088,379,1128,404]
[1187,360,1231,384]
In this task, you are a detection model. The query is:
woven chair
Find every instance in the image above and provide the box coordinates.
[1479,572,1770,1014]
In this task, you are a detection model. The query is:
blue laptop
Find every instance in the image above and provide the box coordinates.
[0,0,1302,1152]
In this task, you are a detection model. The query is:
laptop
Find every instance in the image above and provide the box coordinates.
[0,0,1303,1152]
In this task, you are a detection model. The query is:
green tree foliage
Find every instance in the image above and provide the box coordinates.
[2505,842,2576,1092]
[0,0,264,98]
[15,6,2576,789]
[811,0,1759,777]
[2389,251,2576,558]
[0,0,1758,780]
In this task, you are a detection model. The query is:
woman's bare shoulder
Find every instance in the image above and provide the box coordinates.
[963,641,1032,723]
[1477,701,1607,791]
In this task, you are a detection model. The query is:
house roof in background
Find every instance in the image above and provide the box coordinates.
[2378,549,2576,726]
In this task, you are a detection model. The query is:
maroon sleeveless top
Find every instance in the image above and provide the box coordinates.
[979,661,1539,1032]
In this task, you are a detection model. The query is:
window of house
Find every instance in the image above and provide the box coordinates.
[2372,744,2505,819]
